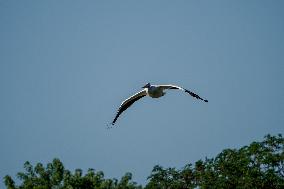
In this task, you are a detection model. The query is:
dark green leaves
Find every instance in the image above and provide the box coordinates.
[3,134,284,189]
[145,134,284,189]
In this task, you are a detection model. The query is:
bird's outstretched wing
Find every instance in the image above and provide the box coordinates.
[111,89,147,125]
[157,84,208,102]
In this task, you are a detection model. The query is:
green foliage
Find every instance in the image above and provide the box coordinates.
[4,158,141,189]
[146,134,284,189]
[4,134,284,189]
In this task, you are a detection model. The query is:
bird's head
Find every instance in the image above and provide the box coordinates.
[142,82,151,88]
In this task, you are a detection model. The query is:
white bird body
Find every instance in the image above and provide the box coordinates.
[146,85,166,98]
[111,83,208,126]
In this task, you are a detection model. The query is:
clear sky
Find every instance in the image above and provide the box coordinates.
[0,0,283,187]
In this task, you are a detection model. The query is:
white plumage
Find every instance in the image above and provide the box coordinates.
[111,83,208,125]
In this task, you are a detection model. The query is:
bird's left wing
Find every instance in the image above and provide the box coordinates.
[111,89,147,125]
[157,84,208,102]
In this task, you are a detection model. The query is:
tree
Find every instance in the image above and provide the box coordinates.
[3,158,141,189]
[146,134,284,189]
[4,134,284,189]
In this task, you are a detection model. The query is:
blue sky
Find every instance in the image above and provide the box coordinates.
[0,0,283,187]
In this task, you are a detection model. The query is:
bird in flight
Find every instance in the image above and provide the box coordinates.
[110,83,208,126]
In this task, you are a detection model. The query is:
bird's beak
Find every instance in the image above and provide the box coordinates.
[142,83,150,88]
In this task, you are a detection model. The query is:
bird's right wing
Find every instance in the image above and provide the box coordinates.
[158,84,208,102]
[111,89,147,125]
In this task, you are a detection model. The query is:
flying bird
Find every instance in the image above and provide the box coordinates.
[110,83,208,126]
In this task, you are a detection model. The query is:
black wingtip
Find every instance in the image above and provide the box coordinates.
[106,122,116,129]
[204,100,208,102]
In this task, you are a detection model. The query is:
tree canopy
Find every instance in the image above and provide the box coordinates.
[4,134,284,189]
